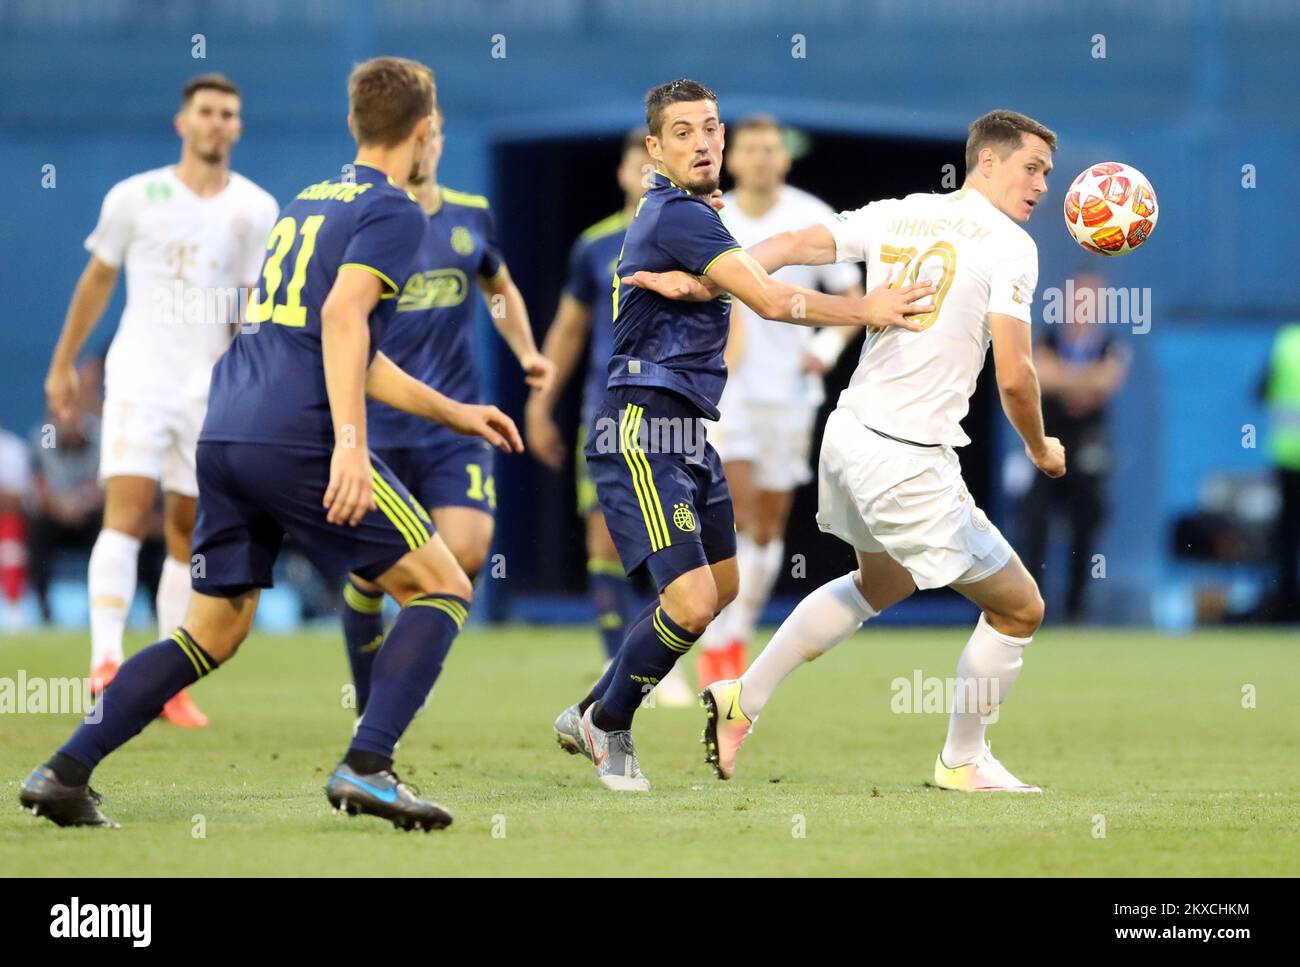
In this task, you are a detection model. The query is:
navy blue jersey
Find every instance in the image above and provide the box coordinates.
[368,186,504,450]
[202,164,426,451]
[562,210,628,422]
[606,171,741,421]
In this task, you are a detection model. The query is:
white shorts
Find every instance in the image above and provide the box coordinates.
[99,393,203,497]
[710,397,815,492]
[815,407,1011,590]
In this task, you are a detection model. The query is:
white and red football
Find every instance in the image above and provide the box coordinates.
[1063,161,1158,256]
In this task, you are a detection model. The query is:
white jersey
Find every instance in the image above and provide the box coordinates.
[720,185,861,407]
[823,188,1038,447]
[85,166,279,406]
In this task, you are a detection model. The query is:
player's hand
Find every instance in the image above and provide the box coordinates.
[520,351,557,395]
[708,189,725,212]
[621,270,720,302]
[45,360,79,422]
[450,402,524,454]
[324,445,376,527]
[1027,436,1066,478]
[524,400,566,470]
[860,278,935,331]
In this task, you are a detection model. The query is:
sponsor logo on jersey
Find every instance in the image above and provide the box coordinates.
[397,268,469,311]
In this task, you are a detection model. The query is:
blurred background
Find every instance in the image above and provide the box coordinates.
[1,0,1298,633]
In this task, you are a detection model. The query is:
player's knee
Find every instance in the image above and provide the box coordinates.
[669,591,718,635]
[997,588,1044,639]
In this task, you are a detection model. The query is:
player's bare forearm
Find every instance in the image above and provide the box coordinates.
[320,307,371,450]
[992,312,1064,477]
[367,351,523,454]
[366,350,453,424]
[46,257,118,419]
[706,250,932,330]
[529,295,591,412]
[480,266,554,394]
[480,267,535,360]
[51,257,118,365]
[746,224,839,274]
[999,374,1048,455]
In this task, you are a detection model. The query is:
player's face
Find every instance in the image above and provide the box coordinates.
[617,146,653,203]
[411,111,444,186]
[178,90,242,165]
[725,127,790,192]
[649,101,724,195]
[987,133,1052,223]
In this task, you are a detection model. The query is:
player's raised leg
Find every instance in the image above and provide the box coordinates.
[704,550,915,779]
[934,553,1044,793]
[21,588,257,827]
[326,532,472,830]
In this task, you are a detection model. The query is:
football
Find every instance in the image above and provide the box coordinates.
[1063,161,1159,255]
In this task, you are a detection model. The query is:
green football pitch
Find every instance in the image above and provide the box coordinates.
[2,625,1297,876]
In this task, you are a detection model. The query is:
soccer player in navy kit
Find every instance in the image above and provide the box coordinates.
[339,104,553,714]
[20,57,521,830]
[552,79,935,791]
[527,128,695,704]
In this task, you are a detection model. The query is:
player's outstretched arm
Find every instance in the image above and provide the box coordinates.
[990,312,1065,478]
[478,264,556,395]
[704,250,934,330]
[366,351,523,454]
[524,294,592,470]
[320,267,381,526]
[46,256,119,421]
[620,223,841,303]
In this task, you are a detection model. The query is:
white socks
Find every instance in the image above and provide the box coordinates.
[941,613,1033,767]
[739,571,877,717]
[702,533,786,652]
[157,555,192,637]
[88,529,141,668]
[725,535,784,645]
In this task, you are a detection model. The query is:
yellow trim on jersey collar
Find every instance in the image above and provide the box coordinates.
[652,168,684,191]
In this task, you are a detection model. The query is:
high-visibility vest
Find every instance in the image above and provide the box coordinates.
[1267,323,1300,471]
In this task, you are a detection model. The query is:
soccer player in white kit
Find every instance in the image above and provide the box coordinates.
[629,109,1064,792]
[696,110,1065,792]
[43,74,278,727]
[696,116,863,687]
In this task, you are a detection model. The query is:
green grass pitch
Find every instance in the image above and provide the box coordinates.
[2,625,1297,876]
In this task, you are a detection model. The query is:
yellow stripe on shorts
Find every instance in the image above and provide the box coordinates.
[620,404,671,551]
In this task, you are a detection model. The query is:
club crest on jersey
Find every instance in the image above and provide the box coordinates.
[397,268,469,311]
[672,502,697,533]
[451,226,476,256]
[146,181,172,203]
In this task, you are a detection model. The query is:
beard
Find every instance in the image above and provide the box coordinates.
[407,153,425,185]
[681,165,720,196]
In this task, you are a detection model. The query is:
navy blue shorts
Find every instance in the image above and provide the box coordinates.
[374,439,496,515]
[584,386,736,591]
[191,442,434,597]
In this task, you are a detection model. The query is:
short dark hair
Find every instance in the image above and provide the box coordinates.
[965,109,1057,175]
[623,126,649,155]
[348,56,436,148]
[644,77,718,137]
[181,73,239,107]
[731,114,782,142]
